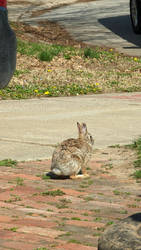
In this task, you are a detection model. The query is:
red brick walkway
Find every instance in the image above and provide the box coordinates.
[0,147,140,249]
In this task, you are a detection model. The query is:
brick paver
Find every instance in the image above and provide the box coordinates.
[0,147,140,249]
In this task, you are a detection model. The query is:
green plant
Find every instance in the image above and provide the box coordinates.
[41,189,65,196]
[119,210,128,214]
[0,82,101,100]
[84,48,100,59]
[113,190,121,195]
[134,159,141,169]
[128,138,141,179]
[56,203,69,209]
[68,239,81,244]
[83,212,89,216]
[128,203,138,208]
[59,198,72,203]
[94,217,102,221]
[106,221,114,226]
[14,69,30,76]
[84,196,94,201]
[91,209,101,213]
[93,232,101,237]
[16,177,24,186]
[5,195,22,203]
[71,217,81,221]
[41,175,51,180]
[0,159,17,167]
[9,227,18,232]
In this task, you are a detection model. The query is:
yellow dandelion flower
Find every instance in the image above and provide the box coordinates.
[44,91,50,95]
[53,86,56,89]
[48,69,52,72]
[134,57,138,61]
[95,82,99,86]
[34,89,38,93]
[109,48,113,52]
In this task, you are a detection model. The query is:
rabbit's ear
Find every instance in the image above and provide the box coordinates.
[77,122,87,136]
[82,123,87,135]
[77,122,81,134]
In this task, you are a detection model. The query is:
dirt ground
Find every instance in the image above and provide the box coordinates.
[12,20,90,48]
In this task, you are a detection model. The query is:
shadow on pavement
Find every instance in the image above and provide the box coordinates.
[129,213,141,223]
[99,15,141,49]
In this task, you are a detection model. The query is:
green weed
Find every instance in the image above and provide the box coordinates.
[113,190,121,195]
[134,170,141,179]
[68,239,81,244]
[128,137,141,179]
[0,159,17,167]
[84,47,100,59]
[119,210,128,214]
[71,217,81,221]
[16,177,24,186]
[84,196,94,201]
[41,189,65,196]
[106,221,114,226]
[9,227,18,232]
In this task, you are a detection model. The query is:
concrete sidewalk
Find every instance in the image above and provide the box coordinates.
[0,92,141,161]
[8,0,141,56]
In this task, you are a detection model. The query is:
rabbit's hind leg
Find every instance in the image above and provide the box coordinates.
[81,164,89,177]
[70,174,89,179]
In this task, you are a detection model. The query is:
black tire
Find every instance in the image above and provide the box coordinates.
[130,0,141,34]
[0,10,17,89]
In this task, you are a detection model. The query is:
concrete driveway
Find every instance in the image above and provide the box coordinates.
[8,0,141,56]
[1,93,141,161]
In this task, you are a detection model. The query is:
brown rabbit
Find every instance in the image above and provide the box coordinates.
[51,122,94,179]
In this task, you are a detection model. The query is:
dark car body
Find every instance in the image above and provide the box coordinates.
[130,0,141,33]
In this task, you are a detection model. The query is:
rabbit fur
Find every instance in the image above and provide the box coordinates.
[51,122,94,179]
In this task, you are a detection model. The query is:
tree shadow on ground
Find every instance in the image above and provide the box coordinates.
[99,15,141,49]
[129,213,141,223]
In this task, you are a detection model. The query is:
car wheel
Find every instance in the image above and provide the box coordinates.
[130,0,141,34]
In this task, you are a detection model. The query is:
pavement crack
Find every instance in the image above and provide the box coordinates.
[0,137,58,148]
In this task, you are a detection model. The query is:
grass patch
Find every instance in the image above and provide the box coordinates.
[106,221,114,226]
[1,35,141,99]
[84,47,100,59]
[133,170,141,179]
[84,196,94,201]
[5,195,22,203]
[0,83,101,99]
[41,174,51,180]
[0,159,17,167]
[128,137,141,179]
[56,198,71,209]
[68,239,81,244]
[41,189,65,196]
[16,177,24,186]
[71,217,81,221]
[119,210,128,214]
[94,217,102,221]
[113,190,121,195]
[9,227,18,232]
[17,39,75,61]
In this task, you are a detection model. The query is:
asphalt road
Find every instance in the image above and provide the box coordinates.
[8,0,141,56]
